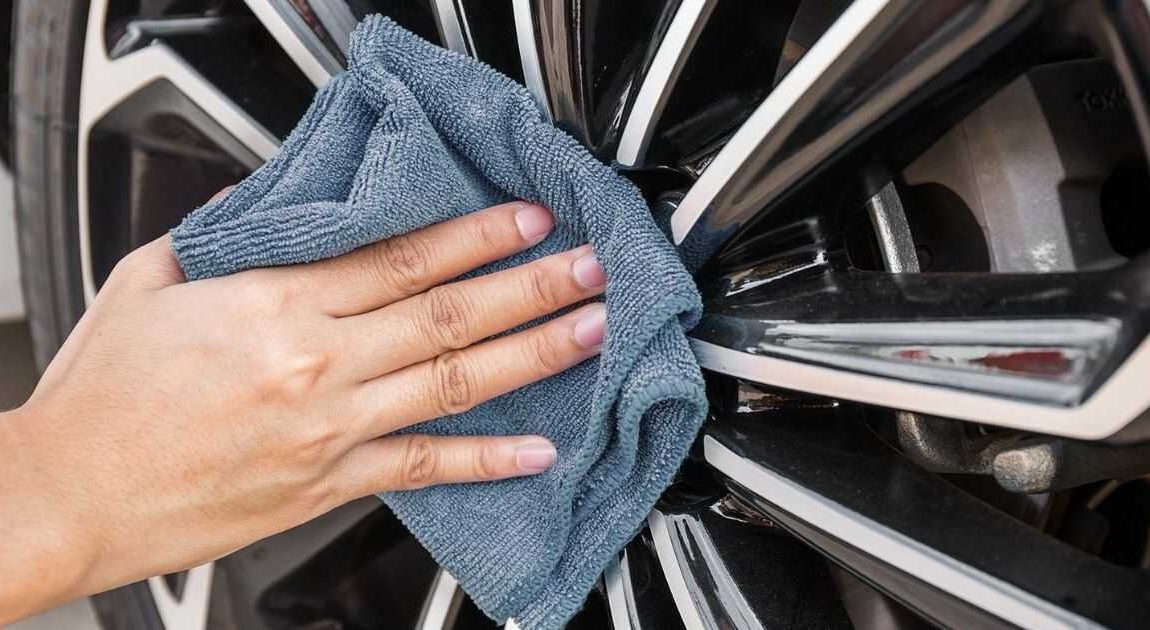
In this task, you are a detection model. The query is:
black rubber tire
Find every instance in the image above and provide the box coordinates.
[12,1,165,628]
[12,0,87,371]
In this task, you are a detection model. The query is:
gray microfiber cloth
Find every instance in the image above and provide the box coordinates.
[170,15,706,629]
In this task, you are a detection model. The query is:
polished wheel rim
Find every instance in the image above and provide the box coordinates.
[74,1,1150,628]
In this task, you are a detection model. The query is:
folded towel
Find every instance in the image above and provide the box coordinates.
[171,15,706,629]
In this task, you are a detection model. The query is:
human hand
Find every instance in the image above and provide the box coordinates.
[0,200,607,622]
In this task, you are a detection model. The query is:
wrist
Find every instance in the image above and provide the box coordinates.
[0,403,101,623]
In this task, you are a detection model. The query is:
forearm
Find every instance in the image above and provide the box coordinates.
[0,405,97,625]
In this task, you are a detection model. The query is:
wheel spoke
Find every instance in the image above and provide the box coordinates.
[648,510,765,630]
[512,0,696,154]
[79,0,283,302]
[147,564,213,630]
[605,537,693,630]
[669,0,1033,248]
[604,552,637,630]
[512,0,552,119]
[528,1,584,136]
[81,19,280,163]
[240,0,345,86]
[692,250,1150,438]
[700,268,1135,404]
[431,0,475,55]
[616,0,716,167]
[702,408,1150,628]
[306,0,359,57]
[416,568,465,630]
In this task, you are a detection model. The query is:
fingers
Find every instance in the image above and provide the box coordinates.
[331,434,557,497]
[207,185,236,204]
[107,235,187,291]
[111,184,233,293]
[288,202,556,316]
[335,244,606,380]
[350,303,605,440]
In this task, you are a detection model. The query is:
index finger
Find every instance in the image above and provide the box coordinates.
[284,202,555,316]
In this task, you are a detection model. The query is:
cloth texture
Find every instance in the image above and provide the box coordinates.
[171,15,706,629]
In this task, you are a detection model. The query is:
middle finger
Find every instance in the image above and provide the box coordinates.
[349,302,606,440]
[334,245,607,381]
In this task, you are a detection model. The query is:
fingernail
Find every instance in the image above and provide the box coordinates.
[515,205,554,244]
[573,304,606,349]
[516,440,557,473]
[572,252,607,289]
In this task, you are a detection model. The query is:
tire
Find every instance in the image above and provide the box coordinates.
[12,0,87,371]
[13,4,164,624]
[12,1,168,627]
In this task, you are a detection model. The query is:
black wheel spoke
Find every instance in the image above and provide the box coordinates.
[241,0,350,85]
[515,0,715,157]
[615,0,716,168]
[646,505,850,629]
[669,0,1036,249]
[696,255,1150,402]
[703,403,1150,628]
[430,0,475,56]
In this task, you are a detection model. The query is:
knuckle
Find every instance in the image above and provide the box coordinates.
[111,249,142,277]
[255,350,330,404]
[422,286,474,350]
[431,351,477,415]
[269,276,303,311]
[527,330,566,374]
[292,423,340,468]
[473,212,508,252]
[297,477,338,515]
[236,277,282,314]
[373,233,432,294]
[401,435,439,488]
[474,441,504,480]
[106,248,150,287]
[522,264,561,311]
[296,478,333,512]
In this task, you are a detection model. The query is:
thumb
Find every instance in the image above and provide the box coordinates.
[125,234,188,289]
[125,185,236,289]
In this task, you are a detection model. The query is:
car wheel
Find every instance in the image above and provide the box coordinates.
[12,0,1150,629]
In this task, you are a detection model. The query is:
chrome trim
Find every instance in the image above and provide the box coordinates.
[702,436,1098,629]
[147,564,213,630]
[241,0,340,86]
[417,569,464,630]
[615,0,715,167]
[78,0,280,302]
[432,0,475,55]
[512,0,553,119]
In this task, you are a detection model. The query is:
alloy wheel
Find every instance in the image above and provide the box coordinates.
[28,0,1150,628]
